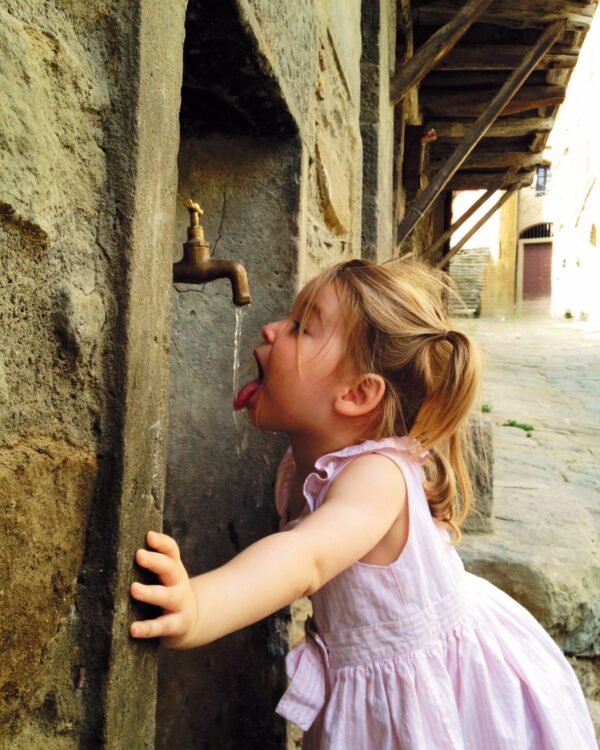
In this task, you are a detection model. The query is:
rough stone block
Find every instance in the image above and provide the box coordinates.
[462,414,494,534]
[316,130,352,234]
[0,436,96,733]
[460,484,600,655]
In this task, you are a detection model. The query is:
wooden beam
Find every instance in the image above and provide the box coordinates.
[390,0,494,105]
[437,45,577,71]
[529,131,549,152]
[421,85,565,118]
[422,71,537,89]
[435,184,521,269]
[430,151,548,171]
[396,21,565,248]
[425,169,518,260]
[414,3,592,31]
[449,170,534,190]
[425,116,554,140]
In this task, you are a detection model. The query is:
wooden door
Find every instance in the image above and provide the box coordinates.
[523,242,552,299]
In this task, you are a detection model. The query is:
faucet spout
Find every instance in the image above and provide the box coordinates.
[173,199,252,306]
[173,257,251,306]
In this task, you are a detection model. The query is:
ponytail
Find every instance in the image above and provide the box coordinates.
[410,330,480,541]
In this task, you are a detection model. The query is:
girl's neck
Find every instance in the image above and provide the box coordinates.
[287,428,372,480]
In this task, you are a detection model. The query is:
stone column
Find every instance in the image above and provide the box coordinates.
[101,1,186,746]
[360,0,397,259]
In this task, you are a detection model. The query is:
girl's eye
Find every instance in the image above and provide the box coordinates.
[290,319,309,335]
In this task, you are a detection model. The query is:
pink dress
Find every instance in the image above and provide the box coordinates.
[274,438,596,749]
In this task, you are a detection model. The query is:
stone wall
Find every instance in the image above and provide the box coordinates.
[1,1,397,748]
[479,191,519,318]
[1,1,185,747]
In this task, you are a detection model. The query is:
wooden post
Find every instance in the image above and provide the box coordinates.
[390,0,495,105]
[395,20,565,249]
[435,184,520,269]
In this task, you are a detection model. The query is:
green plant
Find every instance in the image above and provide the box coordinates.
[503,419,534,435]
[481,403,492,413]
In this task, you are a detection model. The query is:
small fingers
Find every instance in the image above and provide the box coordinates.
[130,612,184,640]
[146,531,181,562]
[130,581,183,612]
[135,549,179,586]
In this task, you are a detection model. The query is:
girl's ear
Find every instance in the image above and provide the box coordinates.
[335,374,386,417]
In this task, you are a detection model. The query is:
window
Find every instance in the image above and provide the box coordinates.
[535,166,551,196]
[520,223,553,240]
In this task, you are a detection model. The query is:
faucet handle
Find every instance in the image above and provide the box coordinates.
[183,198,206,242]
[183,198,203,225]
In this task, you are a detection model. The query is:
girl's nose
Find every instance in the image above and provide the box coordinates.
[261,319,284,343]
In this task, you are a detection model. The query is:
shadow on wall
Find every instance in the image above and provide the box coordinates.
[156,2,302,748]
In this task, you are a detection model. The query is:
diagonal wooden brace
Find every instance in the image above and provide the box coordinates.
[435,183,521,269]
[423,171,517,261]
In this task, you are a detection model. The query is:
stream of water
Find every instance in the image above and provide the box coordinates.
[232,305,250,457]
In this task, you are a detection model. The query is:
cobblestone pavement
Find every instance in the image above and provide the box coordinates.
[462,315,600,526]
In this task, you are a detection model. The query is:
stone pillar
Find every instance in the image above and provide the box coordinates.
[0,1,185,747]
[360,0,397,260]
[101,2,186,746]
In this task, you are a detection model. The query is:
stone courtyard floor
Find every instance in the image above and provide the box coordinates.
[457,312,600,738]
[467,314,600,502]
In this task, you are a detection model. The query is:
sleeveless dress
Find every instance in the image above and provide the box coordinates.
[274,438,596,750]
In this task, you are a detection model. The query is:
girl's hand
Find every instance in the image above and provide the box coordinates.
[130,531,198,648]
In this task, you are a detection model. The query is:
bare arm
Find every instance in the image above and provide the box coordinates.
[130,453,406,648]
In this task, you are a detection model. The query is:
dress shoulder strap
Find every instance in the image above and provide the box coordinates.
[303,437,429,514]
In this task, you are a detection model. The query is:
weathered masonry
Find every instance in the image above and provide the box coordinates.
[1,1,597,749]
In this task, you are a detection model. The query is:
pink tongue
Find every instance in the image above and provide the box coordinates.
[233,380,260,411]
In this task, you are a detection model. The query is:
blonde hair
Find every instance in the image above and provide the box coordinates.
[296,258,481,541]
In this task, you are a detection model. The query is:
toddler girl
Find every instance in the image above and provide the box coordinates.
[130,258,596,749]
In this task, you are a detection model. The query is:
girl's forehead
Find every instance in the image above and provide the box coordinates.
[294,279,341,315]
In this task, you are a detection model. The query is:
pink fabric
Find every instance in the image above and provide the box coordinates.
[274,438,597,749]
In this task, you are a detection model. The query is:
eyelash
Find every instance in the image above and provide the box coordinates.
[290,319,306,335]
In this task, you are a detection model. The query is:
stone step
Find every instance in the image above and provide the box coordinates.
[449,246,491,317]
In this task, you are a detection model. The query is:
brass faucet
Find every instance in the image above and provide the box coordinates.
[173,199,251,306]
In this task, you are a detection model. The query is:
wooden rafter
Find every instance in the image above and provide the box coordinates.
[414,2,593,31]
[425,117,555,140]
[390,0,494,105]
[421,85,565,118]
[449,171,534,190]
[430,151,548,171]
[435,183,521,269]
[396,20,566,248]
[436,45,577,71]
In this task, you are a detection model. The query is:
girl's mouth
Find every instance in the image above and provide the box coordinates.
[233,352,264,411]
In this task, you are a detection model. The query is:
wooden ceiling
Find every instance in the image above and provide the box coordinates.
[399,0,598,192]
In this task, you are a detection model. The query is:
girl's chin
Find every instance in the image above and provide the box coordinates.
[247,403,286,433]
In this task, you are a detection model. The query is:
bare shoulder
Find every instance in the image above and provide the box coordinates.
[326,452,407,508]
